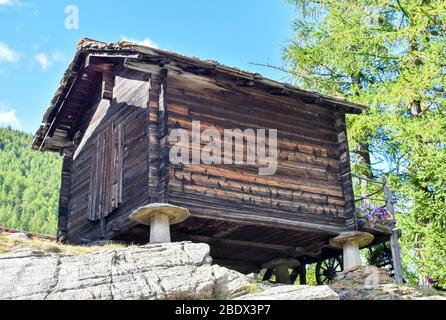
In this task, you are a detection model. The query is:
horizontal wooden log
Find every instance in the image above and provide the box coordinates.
[176,233,306,255]
[168,193,347,234]
[171,163,343,197]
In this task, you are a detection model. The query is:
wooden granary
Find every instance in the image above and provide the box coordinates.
[33,39,391,277]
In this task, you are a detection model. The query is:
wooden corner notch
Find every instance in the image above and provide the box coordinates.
[85,55,115,101]
[102,70,115,100]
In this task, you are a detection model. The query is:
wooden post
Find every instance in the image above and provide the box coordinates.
[384,179,404,284]
[334,110,356,220]
[57,150,73,242]
[299,264,307,285]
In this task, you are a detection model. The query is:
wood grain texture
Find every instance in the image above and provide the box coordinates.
[164,71,349,233]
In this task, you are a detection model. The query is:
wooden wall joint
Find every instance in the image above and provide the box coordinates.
[334,109,355,219]
[102,70,115,100]
[147,68,169,204]
[158,68,170,203]
[57,153,73,242]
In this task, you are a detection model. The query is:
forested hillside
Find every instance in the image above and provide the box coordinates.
[0,127,61,235]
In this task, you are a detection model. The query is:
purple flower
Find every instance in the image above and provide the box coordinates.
[357,205,396,227]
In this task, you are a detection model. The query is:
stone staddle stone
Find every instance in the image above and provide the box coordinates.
[330,231,374,249]
[129,203,190,226]
[330,232,374,270]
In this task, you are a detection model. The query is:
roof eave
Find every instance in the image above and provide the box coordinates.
[32,38,367,152]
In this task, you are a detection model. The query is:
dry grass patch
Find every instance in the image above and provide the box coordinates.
[0,235,129,256]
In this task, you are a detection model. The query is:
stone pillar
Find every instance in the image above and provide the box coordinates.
[330,231,374,270]
[150,213,171,243]
[130,203,190,244]
[342,241,362,269]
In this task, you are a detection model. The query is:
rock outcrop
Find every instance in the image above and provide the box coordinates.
[236,284,339,300]
[330,265,446,300]
[0,241,444,300]
[0,242,253,300]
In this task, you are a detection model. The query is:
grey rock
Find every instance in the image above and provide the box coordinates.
[86,240,121,247]
[6,233,31,241]
[236,285,339,300]
[212,265,251,299]
[0,242,444,300]
[330,265,446,300]
[0,242,250,300]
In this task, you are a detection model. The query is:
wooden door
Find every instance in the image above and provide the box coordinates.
[87,122,123,222]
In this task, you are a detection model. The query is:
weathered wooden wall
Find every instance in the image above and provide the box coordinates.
[165,70,351,235]
[61,59,355,256]
[65,67,151,242]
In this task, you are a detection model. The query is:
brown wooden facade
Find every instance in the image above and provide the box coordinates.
[32,39,383,273]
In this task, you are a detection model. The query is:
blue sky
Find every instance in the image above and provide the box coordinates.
[0,0,297,133]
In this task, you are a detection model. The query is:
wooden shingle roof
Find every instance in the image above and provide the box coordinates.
[32,38,367,152]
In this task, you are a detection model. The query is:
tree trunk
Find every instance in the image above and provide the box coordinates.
[411,100,422,117]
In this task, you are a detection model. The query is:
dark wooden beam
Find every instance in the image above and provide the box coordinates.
[85,56,115,73]
[67,71,101,140]
[212,225,242,238]
[176,233,306,255]
[299,264,307,285]
[170,206,347,235]
[39,71,82,150]
[212,258,261,274]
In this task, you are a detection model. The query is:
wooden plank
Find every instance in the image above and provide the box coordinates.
[169,193,347,233]
[57,154,73,241]
[172,164,343,197]
[176,233,306,255]
[87,137,98,221]
[114,123,124,207]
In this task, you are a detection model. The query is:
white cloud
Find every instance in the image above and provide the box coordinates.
[1,1,36,16]
[120,36,159,49]
[0,42,20,63]
[35,53,49,70]
[0,0,25,13]
[0,0,15,6]
[50,49,67,62]
[0,0,20,9]
[0,104,21,129]
[34,50,67,70]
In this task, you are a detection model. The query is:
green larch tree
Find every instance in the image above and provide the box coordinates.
[284,0,446,288]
